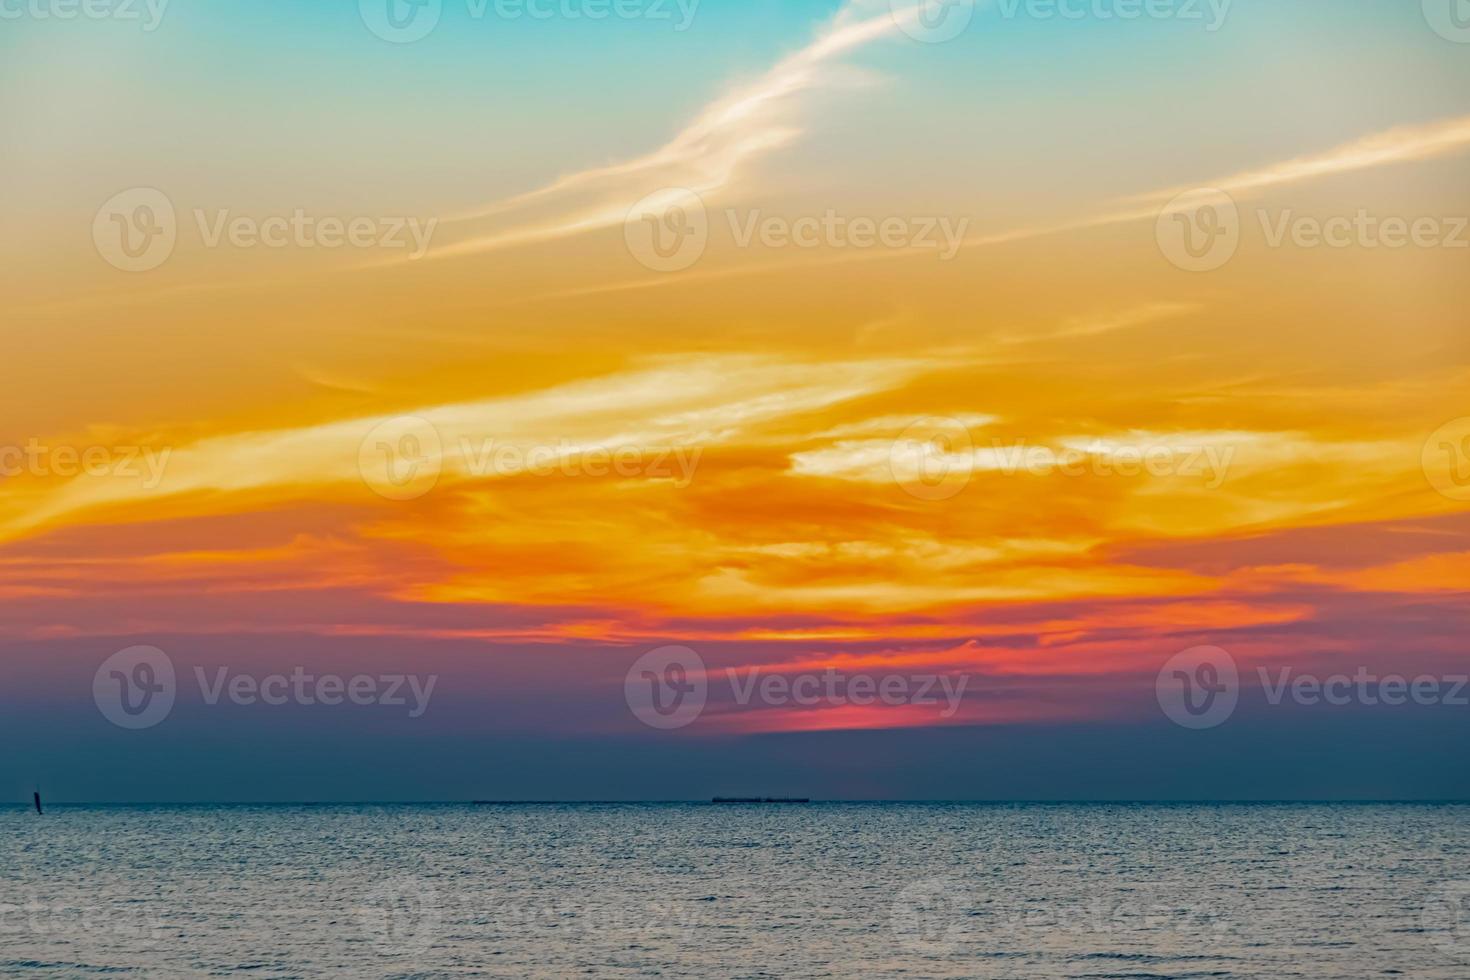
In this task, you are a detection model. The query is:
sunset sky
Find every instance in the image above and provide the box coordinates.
[2,0,1468,800]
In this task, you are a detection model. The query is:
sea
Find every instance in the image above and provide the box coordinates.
[2,802,1467,978]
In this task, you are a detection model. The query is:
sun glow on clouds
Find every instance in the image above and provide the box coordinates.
[0,354,928,541]
[5,0,1469,739]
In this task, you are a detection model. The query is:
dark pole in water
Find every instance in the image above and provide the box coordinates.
[33,790,42,815]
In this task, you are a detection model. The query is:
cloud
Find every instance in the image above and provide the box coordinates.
[535,110,1470,303]
[995,302,1203,346]
[1129,113,1470,206]
[0,354,933,541]
[419,1,926,262]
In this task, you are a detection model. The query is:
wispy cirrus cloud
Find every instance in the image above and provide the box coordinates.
[531,111,1470,301]
[420,0,933,262]
[1128,113,1470,206]
[0,353,933,542]
[953,112,1470,252]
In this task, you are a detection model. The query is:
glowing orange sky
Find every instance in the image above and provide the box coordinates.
[3,0,1468,737]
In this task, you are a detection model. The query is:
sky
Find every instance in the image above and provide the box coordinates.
[2,0,1468,801]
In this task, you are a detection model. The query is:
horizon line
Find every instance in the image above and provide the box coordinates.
[13,799,1470,807]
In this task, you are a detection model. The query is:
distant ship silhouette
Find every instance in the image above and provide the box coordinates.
[33,790,42,815]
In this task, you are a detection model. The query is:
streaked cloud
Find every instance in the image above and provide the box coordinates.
[1131,113,1470,206]
[422,1,928,262]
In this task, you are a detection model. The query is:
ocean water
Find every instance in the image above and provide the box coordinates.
[2,803,1467,978]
